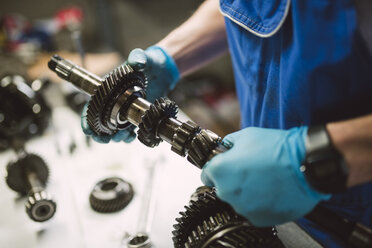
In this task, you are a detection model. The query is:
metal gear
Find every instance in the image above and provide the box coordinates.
[171,121,201,157]
[187,130,223,169]
[137,97,178,148]
[25,190,56,222]
[5,153,56,222]
[172,187,285,248]
[87,65,146,136]
[6,153,49,195]
[89,177,134,213]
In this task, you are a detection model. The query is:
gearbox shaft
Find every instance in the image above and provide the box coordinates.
[48,55,227,169]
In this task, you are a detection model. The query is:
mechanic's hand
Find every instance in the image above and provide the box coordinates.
[201,127,331,227]
[81,104,136,144]
[126,46,180,103]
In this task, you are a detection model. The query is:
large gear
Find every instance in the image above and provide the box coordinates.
[137,97,178,148]
[87,64,146,136]
[172,187,285,248]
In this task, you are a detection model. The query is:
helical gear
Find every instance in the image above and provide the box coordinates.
[187,130,222,169]
[172,187,284,248]
[171,121,201,157]
[137,97,178,147]
[89,177,134,213]
[87,65,146,136]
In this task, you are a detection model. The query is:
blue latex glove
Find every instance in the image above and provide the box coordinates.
[201,127,331,227]
[81,104,136,144]
[126,46,180,103]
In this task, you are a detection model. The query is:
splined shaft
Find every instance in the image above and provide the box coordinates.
[48,55,227,169]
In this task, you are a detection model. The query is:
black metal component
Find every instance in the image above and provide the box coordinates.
[306,205,372,248]
[137,98,178,148]
[0,75,51,151]
[172,186,285,248]
[89,177,134,213]
[6,153,56,222]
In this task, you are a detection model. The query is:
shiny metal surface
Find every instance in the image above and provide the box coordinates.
[126,98,151,126]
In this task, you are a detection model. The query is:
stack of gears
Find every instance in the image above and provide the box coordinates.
[48,55,227,169]
[172,187,285,248]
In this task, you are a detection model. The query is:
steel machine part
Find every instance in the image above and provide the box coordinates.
[172,186,285,248]
[48,55,372,248]
[0,75,51,151]
[89,177,134,213]
[48,55,226,169]
[6,153,56,222]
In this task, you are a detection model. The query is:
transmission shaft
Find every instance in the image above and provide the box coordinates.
[48,55,227,168]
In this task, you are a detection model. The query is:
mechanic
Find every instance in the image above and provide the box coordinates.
[82,0,372,247]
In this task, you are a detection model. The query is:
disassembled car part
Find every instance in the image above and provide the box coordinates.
[6,153,56,222]
[48,55,226,169]
[48,55,372,248]
[0,74,51,151]
[89,177,134,213]
[172,186,285,248]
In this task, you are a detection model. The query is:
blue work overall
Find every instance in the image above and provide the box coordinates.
[220,0,372,247]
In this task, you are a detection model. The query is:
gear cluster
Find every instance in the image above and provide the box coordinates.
[172,187,285,248]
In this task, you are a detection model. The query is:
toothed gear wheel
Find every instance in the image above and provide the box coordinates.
[137,97,178,148]
[187,129,222,169]
[87,65,146,136]
[25,190,56,222]
[6,153,49,195]
[171,121,201,157]
[89,177,134,213]
[172,187,285,248]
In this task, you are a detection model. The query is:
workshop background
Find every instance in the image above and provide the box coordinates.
[0,0,240,248]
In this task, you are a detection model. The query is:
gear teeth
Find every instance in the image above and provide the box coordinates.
[137,97,178,148]
[89,177,134,213]
[187,129,222,169]
[172,187,285,248]
[87,64,146,136]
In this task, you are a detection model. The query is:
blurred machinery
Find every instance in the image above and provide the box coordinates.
[0,73,51,151]
[5,152,56,222]
[89,177,134,213]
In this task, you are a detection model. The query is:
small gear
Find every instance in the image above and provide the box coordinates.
[187,130,222,169]
[89,177,134,213]
[137,98,178,148]
[87,65,146,136]
[6,153,49,195]
[172,187,284,248]
[171,121,201,157]
[25,190,56,222]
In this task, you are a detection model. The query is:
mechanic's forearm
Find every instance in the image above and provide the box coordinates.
[157,0,228,76]
[327,114,372,187]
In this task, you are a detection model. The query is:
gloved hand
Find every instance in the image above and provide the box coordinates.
[81,103,136,144]
[201,127,331,227]
[126,46,180,103]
